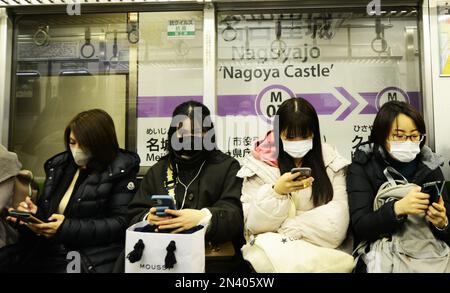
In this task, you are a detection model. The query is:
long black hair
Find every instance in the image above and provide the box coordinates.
[166,100,217,166]
[273,98,333,207]
[370,101,426,150]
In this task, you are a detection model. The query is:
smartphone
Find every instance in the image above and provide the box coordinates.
[422,181,445,205]
[291,167,312,181]
[8,210,44,224]
[151,195,176,217]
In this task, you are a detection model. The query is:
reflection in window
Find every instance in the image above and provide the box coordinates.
[11,14,129,177]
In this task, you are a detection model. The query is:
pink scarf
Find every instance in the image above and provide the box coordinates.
[251,131,279,167]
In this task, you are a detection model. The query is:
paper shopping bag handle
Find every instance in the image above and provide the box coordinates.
[127,239,145,263]
[165,240,177,269]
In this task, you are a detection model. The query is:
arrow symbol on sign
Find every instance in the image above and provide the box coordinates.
[359,92,378,114]
[335,87,359,121]
[359,90,421,115]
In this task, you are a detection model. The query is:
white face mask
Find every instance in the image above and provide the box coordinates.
[70,147,92,166]
[388,141,421,163]
[282,139,313,159]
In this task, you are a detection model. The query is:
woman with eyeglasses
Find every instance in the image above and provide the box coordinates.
[347,101,450,272]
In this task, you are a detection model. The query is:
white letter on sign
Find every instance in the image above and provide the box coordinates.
[366,0,381,16]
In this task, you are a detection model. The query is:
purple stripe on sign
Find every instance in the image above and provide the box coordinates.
[359,92,378,114]
[298,93,342,115]
[217,95,257,116]
[137,96,203,118]
[407,92,421,111]
[359,91,422,115]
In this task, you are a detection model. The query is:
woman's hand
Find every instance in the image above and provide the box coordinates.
[273,172,314,195]
[19,197,38,214]
[6,197,38,225]
[426,196,448,230]
[156,209,206,234]
[146,207,171,225]
[394,186,429,216]
[28,214,65,238]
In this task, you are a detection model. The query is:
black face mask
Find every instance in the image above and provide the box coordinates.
[172,136,208,166]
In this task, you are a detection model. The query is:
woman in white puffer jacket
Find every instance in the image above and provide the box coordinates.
[238,98,350,249]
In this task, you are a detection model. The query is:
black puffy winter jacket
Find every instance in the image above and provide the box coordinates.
[347,143,450,248]
[36,149,140,272]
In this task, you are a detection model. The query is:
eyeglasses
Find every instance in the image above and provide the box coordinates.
[390,133,426,142]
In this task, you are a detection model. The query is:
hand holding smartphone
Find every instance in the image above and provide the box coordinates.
[422,181,445,205]
[291,167,312,181]
[8,210,45,224]
[151,195,176,217]
[149,195,177,233]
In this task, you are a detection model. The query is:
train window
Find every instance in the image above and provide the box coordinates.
[136,11,204,167]
[10,13,129,178]
[215,9,421,161]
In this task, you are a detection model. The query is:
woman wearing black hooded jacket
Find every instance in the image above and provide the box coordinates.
[347,101,450,272]
[127,100,247,273]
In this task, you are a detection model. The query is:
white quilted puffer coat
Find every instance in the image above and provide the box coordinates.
[238,143,350,249]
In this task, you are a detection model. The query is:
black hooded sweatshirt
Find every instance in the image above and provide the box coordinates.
[128,150,245,252]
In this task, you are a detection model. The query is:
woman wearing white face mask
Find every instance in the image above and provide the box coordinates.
[238,98,351,258]
[2,109,140,273]
[347,101,450,272]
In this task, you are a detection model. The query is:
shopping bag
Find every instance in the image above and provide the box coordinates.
[125,221,206,273]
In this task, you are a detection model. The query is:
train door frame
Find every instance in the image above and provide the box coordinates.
[0,8,13,147]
